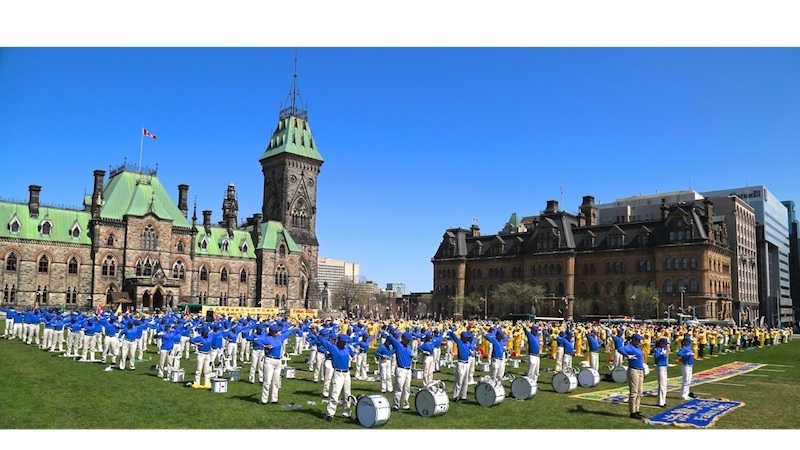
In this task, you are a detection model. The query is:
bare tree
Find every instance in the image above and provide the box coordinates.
[489,282,548,318]
[331,277,367,315]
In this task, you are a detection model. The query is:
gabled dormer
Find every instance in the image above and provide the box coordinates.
[606,224,625,247]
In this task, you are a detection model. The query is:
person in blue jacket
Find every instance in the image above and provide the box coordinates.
[447,328,473,402]
[484,327,510,380]
[318,332,356,421]
[617,333,646,419]
[258,323,295,405]
[677,335,695,401]
[418,332,437,386]
[353,331,376,380]
[586,329,602,372]
[556,331,576,373]
[155,324,181,379]
[612,329,625,367]
[374,338,395,393]
[189,327,214,387]
[653,337,670,407]
[522,324,541,384]
[381,329,414,411]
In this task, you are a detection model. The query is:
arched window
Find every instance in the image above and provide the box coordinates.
[107,234,115,246]
[220,267,228,282]
[68,256,78,275]
[177,241,185,252]
[199,266,208,281]
[172,260,185,280]
[665,258,672,270]
[143,259,153,276]
[665,280,674,293]
[38,255,49,273]
[141,224,157,250]
[689,279,699,293]
[690,257,697,269]
[279,244,286,258]
[5,253,18,272]
[240,269,247,283]
[220,240,229,252]
[274,265,287,286]
[40,220,52,236]
[682,258,688,270]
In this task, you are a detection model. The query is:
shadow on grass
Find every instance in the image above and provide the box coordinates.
[567,403,621,417]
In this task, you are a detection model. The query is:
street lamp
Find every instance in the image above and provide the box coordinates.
[679,286,686,317]
[482,297,487,320]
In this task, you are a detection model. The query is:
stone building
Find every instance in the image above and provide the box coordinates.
[0,75,324,312]
[431,196,734,321]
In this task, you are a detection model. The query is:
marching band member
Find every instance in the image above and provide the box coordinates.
[189,326,213,388]
[654,337,669,407]
[318,332,356,421]
[375,336,395,393]
[617,333,646,419]
[522,324,541,384]
[418,332,436,386]
[484,327,509,381]
[447,328,473,402]
[246,324,266,384]
[677,335,695,401]
[259,323,295,404]
[586,329,601,372]
[381,329,414,411]
[353,332,376,380]
[612,329,625,367]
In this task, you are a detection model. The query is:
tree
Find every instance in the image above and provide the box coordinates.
[489,282,547,318]
[624,284,660,320]
[331,277,368,315]
[452,293,482,319]
[571,296,593,320]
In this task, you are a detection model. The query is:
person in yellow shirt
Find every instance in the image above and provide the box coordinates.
[708,327,717,357]
[697,328,707,359]
[549,329,559,360]
[640,331,652,363]
[574,327,584,357]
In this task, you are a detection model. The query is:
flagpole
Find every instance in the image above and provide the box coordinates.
[138,127,144,172]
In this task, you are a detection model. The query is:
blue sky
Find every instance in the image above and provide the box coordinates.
[2,47,799,295]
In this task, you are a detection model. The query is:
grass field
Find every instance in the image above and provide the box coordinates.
[1,324,799,432]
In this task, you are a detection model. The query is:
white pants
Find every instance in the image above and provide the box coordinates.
[313,351,326,382]
[433,346,442,371]
[322,359,333,397]
[681,364,693,399]
[51,329,65,351]
[82,334,98,360]
[42,328,54,349]
[119,339,137,369]
[249,348,264,383]
[326,370,352,417]
[194,351,212,386]
[452,360,470,400]
[261,356,282,403]
[158,349,174,377]
[589,351,599,372]
[490,357,505,380]
[3,318,12,336]
[103,336,120,362]
[225,342,238,369]
[561,353,573,372]
[355,352,368,379]
[393,366,411,409]
[180,336,191,359]
[422,354,435,386]
[657,365,668,405]
[555,346,564,372]
[526,354,540,383]
[378,358,393,392]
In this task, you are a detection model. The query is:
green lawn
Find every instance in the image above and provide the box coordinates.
[1,326,799,430]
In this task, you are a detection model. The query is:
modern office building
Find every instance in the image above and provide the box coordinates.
[702,186,793,327]
[386,282,406,297]
[782,200,800,328]
[316,257,359,290]
[0,71,325,311]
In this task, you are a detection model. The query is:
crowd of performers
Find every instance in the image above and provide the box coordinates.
[1,304,794,422]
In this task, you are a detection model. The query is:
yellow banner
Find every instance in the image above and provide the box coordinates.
[288,308,318,319]
[201,306,281,319]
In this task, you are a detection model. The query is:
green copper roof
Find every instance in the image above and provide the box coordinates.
[259,114,324,163]
[507,212,521,228]
[0,202,92,245]
[195,226,256,259]
[257,220,301,252]
[100,170,191,228]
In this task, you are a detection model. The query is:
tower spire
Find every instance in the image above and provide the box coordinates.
[280,50,308,121]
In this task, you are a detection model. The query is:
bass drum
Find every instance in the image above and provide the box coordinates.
[356,395,391,428]
[415,386,450,418]
[475,380,505,407]
[510,375,537,400]
[611,365,629,383]
[578,368,600,388]
[551,372,578,394]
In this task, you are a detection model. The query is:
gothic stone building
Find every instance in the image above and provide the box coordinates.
[0,92,324,312]
[432,196,734,321]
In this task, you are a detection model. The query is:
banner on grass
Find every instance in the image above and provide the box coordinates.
[646,399,745,428]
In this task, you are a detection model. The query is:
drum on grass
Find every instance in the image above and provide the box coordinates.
[611,365,628,383]
[415,382,450,418]
[551,372,578,394]
[282,366,296,379]
[211,378,228,393]
[578,368,600,388]
[510,375,537,400]
[475,380,505,407]
[168,369,185,383]
[356,395,391,428]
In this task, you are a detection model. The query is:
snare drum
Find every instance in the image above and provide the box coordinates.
[509,359,520,369]
[282,366,296,379]
[226,369,241,381]
[211,378,228,393]
[412,368,424,380]
[551,372,578,394]
[578,368,600,388]
[415,387,450,417]
[611,365,628,383]
[480,363,491,372]
[475,380,505,407]
[356,395,391,428]
[510,375,537,400]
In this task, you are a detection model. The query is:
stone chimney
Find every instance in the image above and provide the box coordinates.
[470,223,480,238]
[579,195,597,226]
[544,200,560,214]
[253,213,263,245]
[660,198,668,220]
[178,184,189,218]
[704,198,714,236]
[91,170,105,218]
[28,185,41,218]
[203,210,212,236]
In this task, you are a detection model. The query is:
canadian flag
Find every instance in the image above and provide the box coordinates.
[143,128,157,139]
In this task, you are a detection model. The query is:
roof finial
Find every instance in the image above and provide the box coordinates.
[279,49,308,121]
